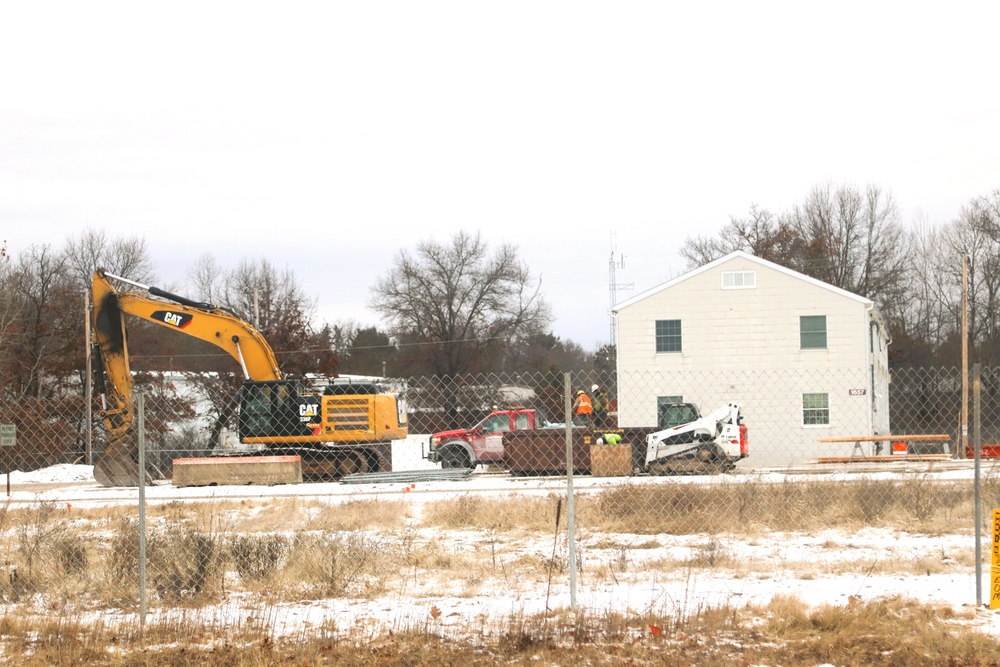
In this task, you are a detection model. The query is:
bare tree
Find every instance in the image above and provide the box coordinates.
[679,232,735,267]
[681,205,802,269]
[786,183,909,304]
[900,197,1000,366]
[970,189,1000,239]
[328,319,360,363]
[63,228,154,285]
[221,258,303,328]
[2,244,77,398]
[948,195,1000,365]
[0,241,24,381]
[903,221,956,356]
[186,253,225,305]
[370,231,551,379]
[193,256,338,377]
[178,256,339,448]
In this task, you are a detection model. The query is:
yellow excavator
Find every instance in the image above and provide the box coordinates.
[90,269,407,486]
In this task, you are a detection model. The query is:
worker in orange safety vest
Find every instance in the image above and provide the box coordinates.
[572,389,593,426]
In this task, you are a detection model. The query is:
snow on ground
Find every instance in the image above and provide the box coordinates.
[2,463,97,485]
[3,436,1000,641]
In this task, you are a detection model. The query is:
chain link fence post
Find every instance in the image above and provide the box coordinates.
[563,372,577,609]
[137,391,148,625]
[974,364,983,607]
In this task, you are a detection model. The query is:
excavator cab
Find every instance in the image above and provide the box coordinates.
[238,380,320,438]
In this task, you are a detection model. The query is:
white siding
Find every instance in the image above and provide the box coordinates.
[617,256,869,372]
[614,252,890,467]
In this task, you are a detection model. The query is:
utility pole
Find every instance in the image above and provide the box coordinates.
[84,291,93,466]
[962,254,969,458]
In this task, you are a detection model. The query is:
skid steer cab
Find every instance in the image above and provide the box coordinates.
[643,402,748,475]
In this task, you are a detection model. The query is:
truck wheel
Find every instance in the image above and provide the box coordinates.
[440,448,472,470]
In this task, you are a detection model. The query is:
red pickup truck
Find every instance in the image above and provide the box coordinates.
[425,408,560,469]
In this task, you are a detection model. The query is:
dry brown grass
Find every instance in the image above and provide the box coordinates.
[579,474,978,535]
[0,475,985,613]
[0,593,998,666]
[0,473,995,664]
[422,492,564,532]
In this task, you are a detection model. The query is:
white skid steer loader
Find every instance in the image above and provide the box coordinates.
[644,402,747,474]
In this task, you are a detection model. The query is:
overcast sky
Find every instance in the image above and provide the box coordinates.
[2,2,998,351]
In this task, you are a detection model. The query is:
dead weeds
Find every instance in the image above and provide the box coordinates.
[1,594,998,666]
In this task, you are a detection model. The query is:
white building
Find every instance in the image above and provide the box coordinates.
[612,250,891,467]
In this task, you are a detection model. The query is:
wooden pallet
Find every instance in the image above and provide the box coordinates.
[813,454,952,464]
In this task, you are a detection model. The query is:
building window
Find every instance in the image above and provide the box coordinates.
[800,315,827,349]
[655,319,682,352]
[802,393,830,425]
[722,271,756,289]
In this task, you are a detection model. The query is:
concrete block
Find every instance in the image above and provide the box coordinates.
[172,455,302,487]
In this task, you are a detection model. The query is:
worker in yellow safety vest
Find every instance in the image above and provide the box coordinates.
[591,384,609,428]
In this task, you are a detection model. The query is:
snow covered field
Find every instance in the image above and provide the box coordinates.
[3,438,1000,642]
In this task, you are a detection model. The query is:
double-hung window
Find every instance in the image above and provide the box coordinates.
[655,319,682,353]
[800,315,827,349]
[802,393,830,425]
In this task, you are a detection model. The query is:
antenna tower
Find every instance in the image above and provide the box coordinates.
[608,234,633,345]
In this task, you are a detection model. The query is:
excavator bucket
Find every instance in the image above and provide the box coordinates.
[93,436,144,487]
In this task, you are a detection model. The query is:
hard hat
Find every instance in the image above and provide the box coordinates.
[591,384,599,392]
[576,390,584,395]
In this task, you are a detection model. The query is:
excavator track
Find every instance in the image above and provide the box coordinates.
[259,447,377,482]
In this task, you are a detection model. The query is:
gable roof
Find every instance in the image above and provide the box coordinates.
[612,250,874,312]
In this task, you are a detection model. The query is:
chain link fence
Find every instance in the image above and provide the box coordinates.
[0,366,997,633]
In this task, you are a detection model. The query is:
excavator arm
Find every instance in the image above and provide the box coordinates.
[90,269,284,485]
[92,270,282,382]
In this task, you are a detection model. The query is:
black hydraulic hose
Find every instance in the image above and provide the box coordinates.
[147,285,215,310]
